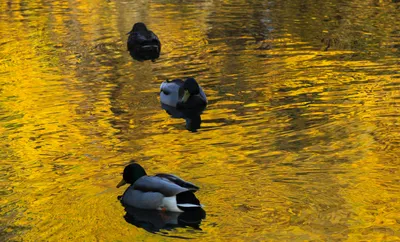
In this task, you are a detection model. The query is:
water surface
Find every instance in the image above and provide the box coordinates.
[1,0,399,241]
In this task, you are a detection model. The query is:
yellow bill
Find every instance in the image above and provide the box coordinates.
[181,90,190,103]
[116,179,127,188]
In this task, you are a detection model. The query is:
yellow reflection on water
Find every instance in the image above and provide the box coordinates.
[1,0,399,241]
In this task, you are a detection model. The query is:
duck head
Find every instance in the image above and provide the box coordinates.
[128,22,148,34]
[182,78,200,102]
[117,163,147,188]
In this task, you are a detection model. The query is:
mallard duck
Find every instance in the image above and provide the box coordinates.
[117,163,202,212]
[127,22,161,62]
[160,78,207,131]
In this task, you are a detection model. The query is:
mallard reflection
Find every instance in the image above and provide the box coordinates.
[160,78,207,132]
[123,206,206,233]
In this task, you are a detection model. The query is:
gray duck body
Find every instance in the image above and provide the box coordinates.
[120,172,200,212]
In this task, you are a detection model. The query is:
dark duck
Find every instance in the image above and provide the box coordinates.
[117,163,203,212]
[160,78,207,132]
[127,22,161,62]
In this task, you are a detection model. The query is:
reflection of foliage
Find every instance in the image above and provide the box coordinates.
[271,0,399,53]
[1,0,399,241]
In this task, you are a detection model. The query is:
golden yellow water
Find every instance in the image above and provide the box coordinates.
[1,0,399,241]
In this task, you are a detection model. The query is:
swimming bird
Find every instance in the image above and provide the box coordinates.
[127,22,161,62]
[117,163,202,212]
[160,78,207,131]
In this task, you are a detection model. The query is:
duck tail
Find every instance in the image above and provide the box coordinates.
[176,191,202,211]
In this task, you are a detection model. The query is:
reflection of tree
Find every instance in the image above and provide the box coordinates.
[0,0,132,240]
[270,91,326,152]
[2,0,399,240]
[271,0,399,53]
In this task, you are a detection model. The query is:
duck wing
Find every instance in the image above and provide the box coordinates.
[199,87,207,103]
[121,188,164,209]
[149,31,161,48]
[156,173,199,192]
[133,176,190,197]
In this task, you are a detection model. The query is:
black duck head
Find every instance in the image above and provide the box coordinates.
[181,78,200,103]
[128,22,148,34]
[117,163,147,187]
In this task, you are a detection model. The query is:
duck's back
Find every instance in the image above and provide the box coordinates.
[160,79,184,108]
[127,30,160,61]
[128,31,158,47]
[134,176,189,196]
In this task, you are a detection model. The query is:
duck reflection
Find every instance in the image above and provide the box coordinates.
[160,78,207,132]
[123,206,206,233]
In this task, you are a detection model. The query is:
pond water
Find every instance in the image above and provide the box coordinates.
[1,0,399,241]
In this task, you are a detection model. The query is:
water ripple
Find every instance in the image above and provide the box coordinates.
[1,0,399,241]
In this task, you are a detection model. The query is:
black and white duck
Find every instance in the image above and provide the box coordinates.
[127,22,161,62]
[160,78,207,131]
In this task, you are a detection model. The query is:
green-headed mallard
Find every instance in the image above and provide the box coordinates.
[160,78,207,131]
[117,163,202,212]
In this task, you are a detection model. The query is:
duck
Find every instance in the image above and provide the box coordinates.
[127,22,161,62]
[160,78,207,131]
[117,163,202,212]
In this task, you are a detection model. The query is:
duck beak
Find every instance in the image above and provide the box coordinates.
[116,179,127,188]
[181,90,190,103]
